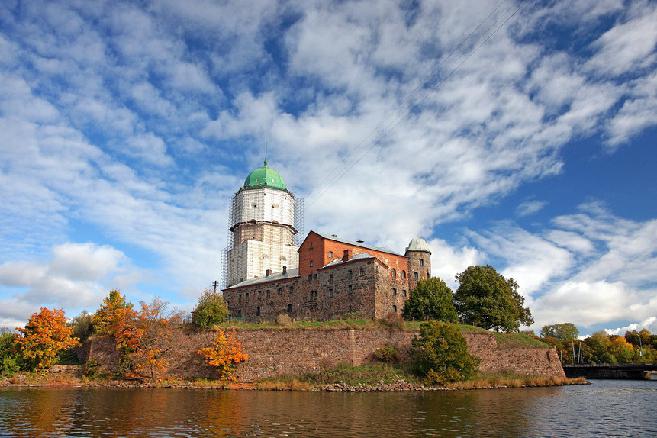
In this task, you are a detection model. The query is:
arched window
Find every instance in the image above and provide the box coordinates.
[391,269,397,279]
[392,305,397,313]
[414,271,419,281]
[401,270,406,280]
[392,288,397,296]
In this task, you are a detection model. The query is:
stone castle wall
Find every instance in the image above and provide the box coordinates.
[86,327,564,382]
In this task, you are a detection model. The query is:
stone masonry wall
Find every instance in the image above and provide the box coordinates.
[87,328,564,382]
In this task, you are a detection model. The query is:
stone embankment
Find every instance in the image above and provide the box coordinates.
[86,327,564,382]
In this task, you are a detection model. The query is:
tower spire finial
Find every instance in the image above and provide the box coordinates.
[264,138,268,166]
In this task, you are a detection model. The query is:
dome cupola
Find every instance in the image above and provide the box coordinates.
[243,160,287,190]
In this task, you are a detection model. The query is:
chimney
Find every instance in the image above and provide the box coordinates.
[282,266,287,275]
[356,239,364,244]
[342,249,351,262]
[266,269,271,276]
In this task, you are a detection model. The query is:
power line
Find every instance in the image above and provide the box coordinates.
[306,3,523,209]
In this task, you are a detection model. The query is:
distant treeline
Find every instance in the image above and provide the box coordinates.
[532,323,657,365]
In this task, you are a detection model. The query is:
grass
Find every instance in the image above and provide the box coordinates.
[217,319,548,349]
[255,364,585,391]
[257,363,417,388]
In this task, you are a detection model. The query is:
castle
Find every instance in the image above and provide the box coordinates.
[223,162,431,321]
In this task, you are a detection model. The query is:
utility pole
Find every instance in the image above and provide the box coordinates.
[212,280,219,293]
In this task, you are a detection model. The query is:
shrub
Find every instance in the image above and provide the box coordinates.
[192,289,229,329]
[373,345,400,363]
[198,329,248,380]
[403,277,458,322]
[275,313,293,327]
[410,321,479,385]
[0,332,21,376]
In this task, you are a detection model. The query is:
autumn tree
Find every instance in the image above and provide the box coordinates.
[15,308,79,370]
[92,290,134,336]
[198,329,248,380]
[454,265,533,332]
[131,299,172,381]
[192,289,229,329]
[403,277,458,322]
[540,323,579,341]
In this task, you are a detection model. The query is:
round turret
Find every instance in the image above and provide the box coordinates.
[405,237,432,289]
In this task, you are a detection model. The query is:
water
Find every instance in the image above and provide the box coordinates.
[0,380,655,437]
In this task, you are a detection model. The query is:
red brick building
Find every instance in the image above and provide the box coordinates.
[223,231,432,321]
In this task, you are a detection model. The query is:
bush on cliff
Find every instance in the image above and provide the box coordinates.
[192,290,229,329]
[403,277,458,322]
[454,265,533,333]
[410,321,479,385]
[198,329,248,380]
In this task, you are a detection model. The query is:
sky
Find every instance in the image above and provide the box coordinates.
[1,0,656,335]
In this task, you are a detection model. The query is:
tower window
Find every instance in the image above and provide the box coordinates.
[287,304,293,313]
[348,285,353,294]
[391,269,396,279]
[328,251,333,258]
[348,270,353,279]
[401,270,406,280]
[393,305,397,313]
[392,288,397,296]
[427,270,431,278]
[414,272,419,281]
[420,259,425,267]
[359,267,365,276]
[310,260,314,267]
[256,306,260,316]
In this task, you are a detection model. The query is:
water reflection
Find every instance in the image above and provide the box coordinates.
[1,381,656,437]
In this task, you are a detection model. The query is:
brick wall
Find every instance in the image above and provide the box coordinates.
[87,328,564,382]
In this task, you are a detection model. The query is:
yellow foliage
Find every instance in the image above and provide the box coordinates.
[198,329,248,381]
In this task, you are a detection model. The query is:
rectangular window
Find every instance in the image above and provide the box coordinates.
[420,259,425,267]
[287,303,293,313]
[359,267,365,276]
[348,270,353,279]
[256,306,260,316]
[328,251,333,258]
[392,288,397,296]
[329,287,334,298]
[348,285,353,294]
[266,290,271,299]
[414,271,419,281]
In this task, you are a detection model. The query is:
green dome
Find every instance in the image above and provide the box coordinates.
[243,160,287,190]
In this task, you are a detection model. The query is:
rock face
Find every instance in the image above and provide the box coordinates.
[86,328,564,382]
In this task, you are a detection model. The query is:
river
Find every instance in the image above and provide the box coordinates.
[0,380,655,437]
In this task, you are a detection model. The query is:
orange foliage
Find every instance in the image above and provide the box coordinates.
[16,307,79,370]
[130,300,170,381]
[198,329,249,380]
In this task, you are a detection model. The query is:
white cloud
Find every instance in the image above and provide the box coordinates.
[586,3,657,76]
[0,242,137,325]
[516,200,547,217]
[427,239,481,289]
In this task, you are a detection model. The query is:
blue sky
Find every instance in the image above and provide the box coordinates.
[1,0,656,335]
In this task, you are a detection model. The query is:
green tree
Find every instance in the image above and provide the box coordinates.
[540,323,579,341]
[70,311,94,342]
[584,331,615,364]
[0,332,21,376]
[192,289,229,329]
[410,321,479,385]
[403,277,458,322]
[454,265,533,332]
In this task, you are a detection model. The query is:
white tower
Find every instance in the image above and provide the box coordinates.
[225,161,300,286]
